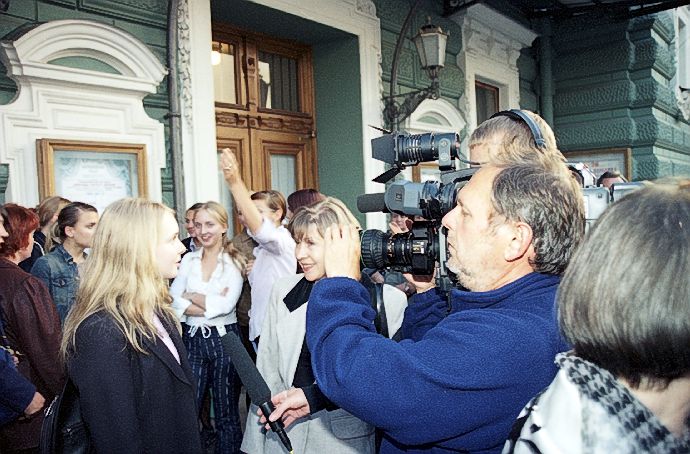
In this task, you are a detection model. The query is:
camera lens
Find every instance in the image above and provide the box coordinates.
[360,224,438,275]
[360,229,389,270]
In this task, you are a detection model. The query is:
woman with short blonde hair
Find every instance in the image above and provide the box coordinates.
[62,198,201,453]
[242,197,408,454]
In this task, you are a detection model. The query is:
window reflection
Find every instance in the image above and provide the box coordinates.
[475,81,499,125]
[212,41,237,105]
[258,51,300,111]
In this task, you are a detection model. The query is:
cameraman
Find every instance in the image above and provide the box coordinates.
[263,161,583,454]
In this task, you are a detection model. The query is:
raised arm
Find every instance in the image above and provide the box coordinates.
[220,149,263,235]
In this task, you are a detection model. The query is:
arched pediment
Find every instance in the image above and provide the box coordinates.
[408,98,466,133]
[0,19,166,94]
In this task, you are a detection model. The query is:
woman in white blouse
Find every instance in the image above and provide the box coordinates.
[220,149,296,348]
[170,201,246,453]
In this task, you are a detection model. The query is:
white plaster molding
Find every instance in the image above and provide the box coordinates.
[177,0,219,209]
[678,87,690,121]
[0,20,166,207]
[0,20,166,96]
[674,7,690,120]
[407,98,466,134]
[452,3,538,135]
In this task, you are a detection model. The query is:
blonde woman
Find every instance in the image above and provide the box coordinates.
[170,201,245,453]
[241,197,408,454]
[62,198,200,454]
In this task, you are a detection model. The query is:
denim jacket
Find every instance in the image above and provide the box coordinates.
[30,244,80,324]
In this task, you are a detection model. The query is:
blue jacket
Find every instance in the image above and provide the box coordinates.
[0,354,35,426]
[30,244,80,323]
[306,273,569,454]
[0,305,35,426]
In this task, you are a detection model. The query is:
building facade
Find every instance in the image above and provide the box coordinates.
[1,0,688,230]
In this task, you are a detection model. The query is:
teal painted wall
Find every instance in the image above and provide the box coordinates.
[0,0,174,207]
[551,12,690,180]
[517,46,539,113]
[312,37,365,225]
[0,163,8,204]
[373,0,465,134]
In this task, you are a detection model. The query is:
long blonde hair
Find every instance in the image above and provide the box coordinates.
[196,201,247,273]
[62,198,179,357]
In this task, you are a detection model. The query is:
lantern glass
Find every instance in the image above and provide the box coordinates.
[413,25,447,70]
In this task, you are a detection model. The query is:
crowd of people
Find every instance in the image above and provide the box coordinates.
[0,110,688,454]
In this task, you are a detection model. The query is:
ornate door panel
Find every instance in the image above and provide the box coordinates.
[213,24,318,201]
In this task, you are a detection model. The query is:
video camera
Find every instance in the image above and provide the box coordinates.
[357,131,477,291]
[567,162,644,230]
[582,183,644,230]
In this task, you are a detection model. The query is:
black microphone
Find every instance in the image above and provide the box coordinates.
[357,192,388,213]
[220,332,293,453]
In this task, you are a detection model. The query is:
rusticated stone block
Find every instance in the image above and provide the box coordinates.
[557,117,634,150]
[554,81,634,115]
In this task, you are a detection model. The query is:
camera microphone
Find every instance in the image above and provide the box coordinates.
[357,193,388,213]
[220,332,293,454]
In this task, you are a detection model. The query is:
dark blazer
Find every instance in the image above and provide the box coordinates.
[68,311,203,454]
[0,258,64,450]
[19,231,46,272]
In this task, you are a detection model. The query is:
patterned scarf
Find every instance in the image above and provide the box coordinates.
[558,353,690,453]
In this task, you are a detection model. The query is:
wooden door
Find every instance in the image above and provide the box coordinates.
[213,25,318,206]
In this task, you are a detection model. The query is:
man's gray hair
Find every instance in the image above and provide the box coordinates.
[490,164,585,275]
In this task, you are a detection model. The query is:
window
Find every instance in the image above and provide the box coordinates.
[212,40,239,105]
[258,51,300,111]
[475,81,499,125]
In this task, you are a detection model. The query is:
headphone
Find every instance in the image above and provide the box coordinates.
[489,109,547,149]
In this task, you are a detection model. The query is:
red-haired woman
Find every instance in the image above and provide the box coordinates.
[0,204,64,453]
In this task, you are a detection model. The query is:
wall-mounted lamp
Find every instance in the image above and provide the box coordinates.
[383,7,448,129]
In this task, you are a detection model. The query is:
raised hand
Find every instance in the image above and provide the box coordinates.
[323,224,361,281]
[220,148,241,183]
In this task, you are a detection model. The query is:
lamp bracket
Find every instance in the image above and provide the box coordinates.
[383,80,440,128]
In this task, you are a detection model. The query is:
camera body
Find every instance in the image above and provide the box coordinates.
[358,131,476,290]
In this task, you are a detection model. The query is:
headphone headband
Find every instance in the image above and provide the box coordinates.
[489,109,547,149]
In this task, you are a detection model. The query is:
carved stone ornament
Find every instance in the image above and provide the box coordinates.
[176,0,194,128]
[677,87,690,121]
[356,0,377,18]
[453,4,537,70]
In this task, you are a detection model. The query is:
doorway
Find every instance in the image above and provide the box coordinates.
[213,24,318,225]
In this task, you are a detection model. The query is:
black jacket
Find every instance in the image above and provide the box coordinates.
[67,311,202,454]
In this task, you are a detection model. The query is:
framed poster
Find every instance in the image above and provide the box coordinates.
[563,148,632,181]
[36,139,147,214]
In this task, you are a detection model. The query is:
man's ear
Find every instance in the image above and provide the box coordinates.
[503,221,533,262]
